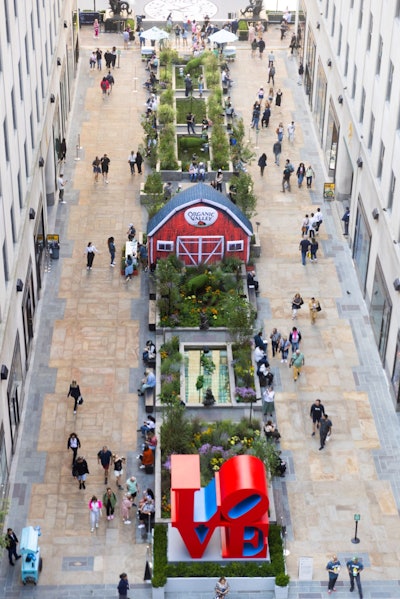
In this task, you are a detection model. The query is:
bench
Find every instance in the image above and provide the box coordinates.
[148,275,156,301]
[149,299,156,331]
[144,387,155,414]
[248,285,258,317]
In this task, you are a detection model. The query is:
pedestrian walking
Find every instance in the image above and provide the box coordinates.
[67,432,81,465]
[287,121,295,143]
[268,64,275,83]
[326,554,341,594]
[310,399,325,436]
[184,74,193,97]
[58,173,66,203]
[289,348,304,382]
[100,77,110,97]
[273,140,282,166]
[289,326,301,352]
[258,153,267,176]
[127,151,136,174]
[276,122,284,142]
[121,493,133,524]
[299,237,311,265]
[258,37,265,58]
[314,207,323,232]
[310,237,319,262]
[215,169,223,192]
[100,154,110,183]
[92,156,101,182]
[93,18,99,38]
[103,487,117,520]
[198,74,204,97]
[113,454,126,490]
[262,385,275,417]
[342,207,350,235]
[89,495,102,532]
[309,297,321,324]
[118,573,130,598]
[296,162,306,187]
[275,89,283,107]
[84,241,99,270]
[6,529,21,566]
[291,292,303,319]
[186,111,195,134]
[135,150,143,174]
[106,70,114,92]
[108,236,116,267]
[270,328,281,357]
[67,380,82,414]
[125,254,135,280]
[306,165,315,188]
[97,446,112,484]
[282,160,293,192]
[123,29,130,49]
[298,62,304,85]
[251,37,258,57]
[96,48,102,70]
[89,51,96,69]
[346,557,364,597]
[261,105,271,128]
[73,456,89,489]
[279,336,290,363]
[126,476,139,504]
[251,102,261,130]
[268,50,275,66]
[319,413,332,450]
[59,138,67,161]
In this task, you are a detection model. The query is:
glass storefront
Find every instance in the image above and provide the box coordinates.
[7,333,23,452]
[305,28,316,107]
[353,199,371,293]
[325,99,339,177]
[314,59,327,145]
[370,259,392,363]
[0,425,9,503]
[392,330,400,410]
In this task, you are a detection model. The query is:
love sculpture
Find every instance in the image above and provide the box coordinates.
[171,454,269,559]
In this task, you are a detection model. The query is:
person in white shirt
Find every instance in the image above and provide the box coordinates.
[58,174,66,203]
[287,121,295,143]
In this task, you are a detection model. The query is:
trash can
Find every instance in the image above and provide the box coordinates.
[47,234,60,260]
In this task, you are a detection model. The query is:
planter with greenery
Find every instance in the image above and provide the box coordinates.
[274,573,290,599]
[238,20,249,41]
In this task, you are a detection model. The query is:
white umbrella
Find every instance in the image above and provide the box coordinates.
[141,26,170,41]
[208,29,238,44]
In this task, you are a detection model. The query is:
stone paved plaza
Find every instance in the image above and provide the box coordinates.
[1,12,400,599]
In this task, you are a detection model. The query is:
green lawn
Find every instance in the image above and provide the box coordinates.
[176,98,206,124]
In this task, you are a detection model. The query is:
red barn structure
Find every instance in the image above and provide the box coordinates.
[146,183,253,266]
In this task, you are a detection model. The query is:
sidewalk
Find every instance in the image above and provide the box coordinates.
[1,21,400,599]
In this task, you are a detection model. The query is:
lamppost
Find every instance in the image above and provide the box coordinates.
[351,513,361,544]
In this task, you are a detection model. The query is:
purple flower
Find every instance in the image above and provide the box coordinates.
[199,443,211,454]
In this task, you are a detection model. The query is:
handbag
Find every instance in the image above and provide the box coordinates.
[78,396,84,405]
[316,304,322,312]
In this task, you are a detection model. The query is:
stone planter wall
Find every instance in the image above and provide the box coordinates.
[152,577,275,599]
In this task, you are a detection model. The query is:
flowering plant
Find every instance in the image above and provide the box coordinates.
[235,386,257,402]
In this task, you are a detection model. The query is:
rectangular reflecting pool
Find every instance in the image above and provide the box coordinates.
[183,346,231,405]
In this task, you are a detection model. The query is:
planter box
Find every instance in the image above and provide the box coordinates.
[274,585,289,599]
[152,576,275,599]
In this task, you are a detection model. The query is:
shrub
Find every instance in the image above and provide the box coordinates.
[275,573,290,587]
[233,172,257,219]
[160,88,174,106]
[211,124,230,170]
[143,171,163,195]
[159,124,179,170]
[158,104,175,125]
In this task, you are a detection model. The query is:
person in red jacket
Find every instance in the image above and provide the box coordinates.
[100,77,110,98]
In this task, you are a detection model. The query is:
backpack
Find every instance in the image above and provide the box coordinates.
[101,80,108,91]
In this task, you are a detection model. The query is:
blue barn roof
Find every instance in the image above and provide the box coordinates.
[146,183,253,236]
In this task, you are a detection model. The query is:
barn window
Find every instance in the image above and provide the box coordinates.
[227,241,244,252]
[157,240,174,251]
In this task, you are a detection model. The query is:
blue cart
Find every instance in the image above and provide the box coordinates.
[20,526,42,585]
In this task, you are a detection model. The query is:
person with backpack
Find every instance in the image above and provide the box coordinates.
[258,153,267,176]
[100,77,110,98]
[289,349,305,382]
[289,326,302,352]
[282,159,293,192]
[105,70,114,93]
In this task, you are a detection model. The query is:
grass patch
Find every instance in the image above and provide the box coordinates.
[176,98,206,124]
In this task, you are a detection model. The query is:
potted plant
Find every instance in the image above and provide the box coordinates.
[274,573,290,599]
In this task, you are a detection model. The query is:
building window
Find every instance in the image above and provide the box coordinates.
[3,119,10,162]
[35,89,40,123]
[352,65,357,99]
[31,12,35,50]
[370,259,392,363]
[36,0,41,27]
[30,113,34,149]
[24,35,30,75]
[2,242,9,282]
[11,88,17,129]
[368,113,375,149]
[24,141,29,178]
[4,0,10,43]
[396,0,400,18]
[157,241,174,251]
[358,0,364,28]
[331,4,336,36]
[350,0,354,7]
[392,330,400,409]
[227,241,244,252]
[337,23,342,55]
[376,36,383,75]
[377,142,385,178]
[325,0,329,19]
[367,13,373,51]
[40,65,44,99]
[398,104,400,130]
[0,426,9,500]
[10,206,16,243]
[18,60,23,101]
[17,171,23,209]
[387,171,396,212]
[344,43,349,77]
[386,61,394,102]
[360,88,366,123]
[353,199,371,293]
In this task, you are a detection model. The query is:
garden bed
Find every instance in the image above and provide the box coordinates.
[176,98,207,124]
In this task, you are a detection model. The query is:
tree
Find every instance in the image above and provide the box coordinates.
[223,294,256,344]
[234,172,257,219]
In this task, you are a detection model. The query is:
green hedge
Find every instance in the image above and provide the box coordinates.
[152,523,285,586]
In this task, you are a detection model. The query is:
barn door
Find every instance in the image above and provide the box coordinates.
[177,236,224,265]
